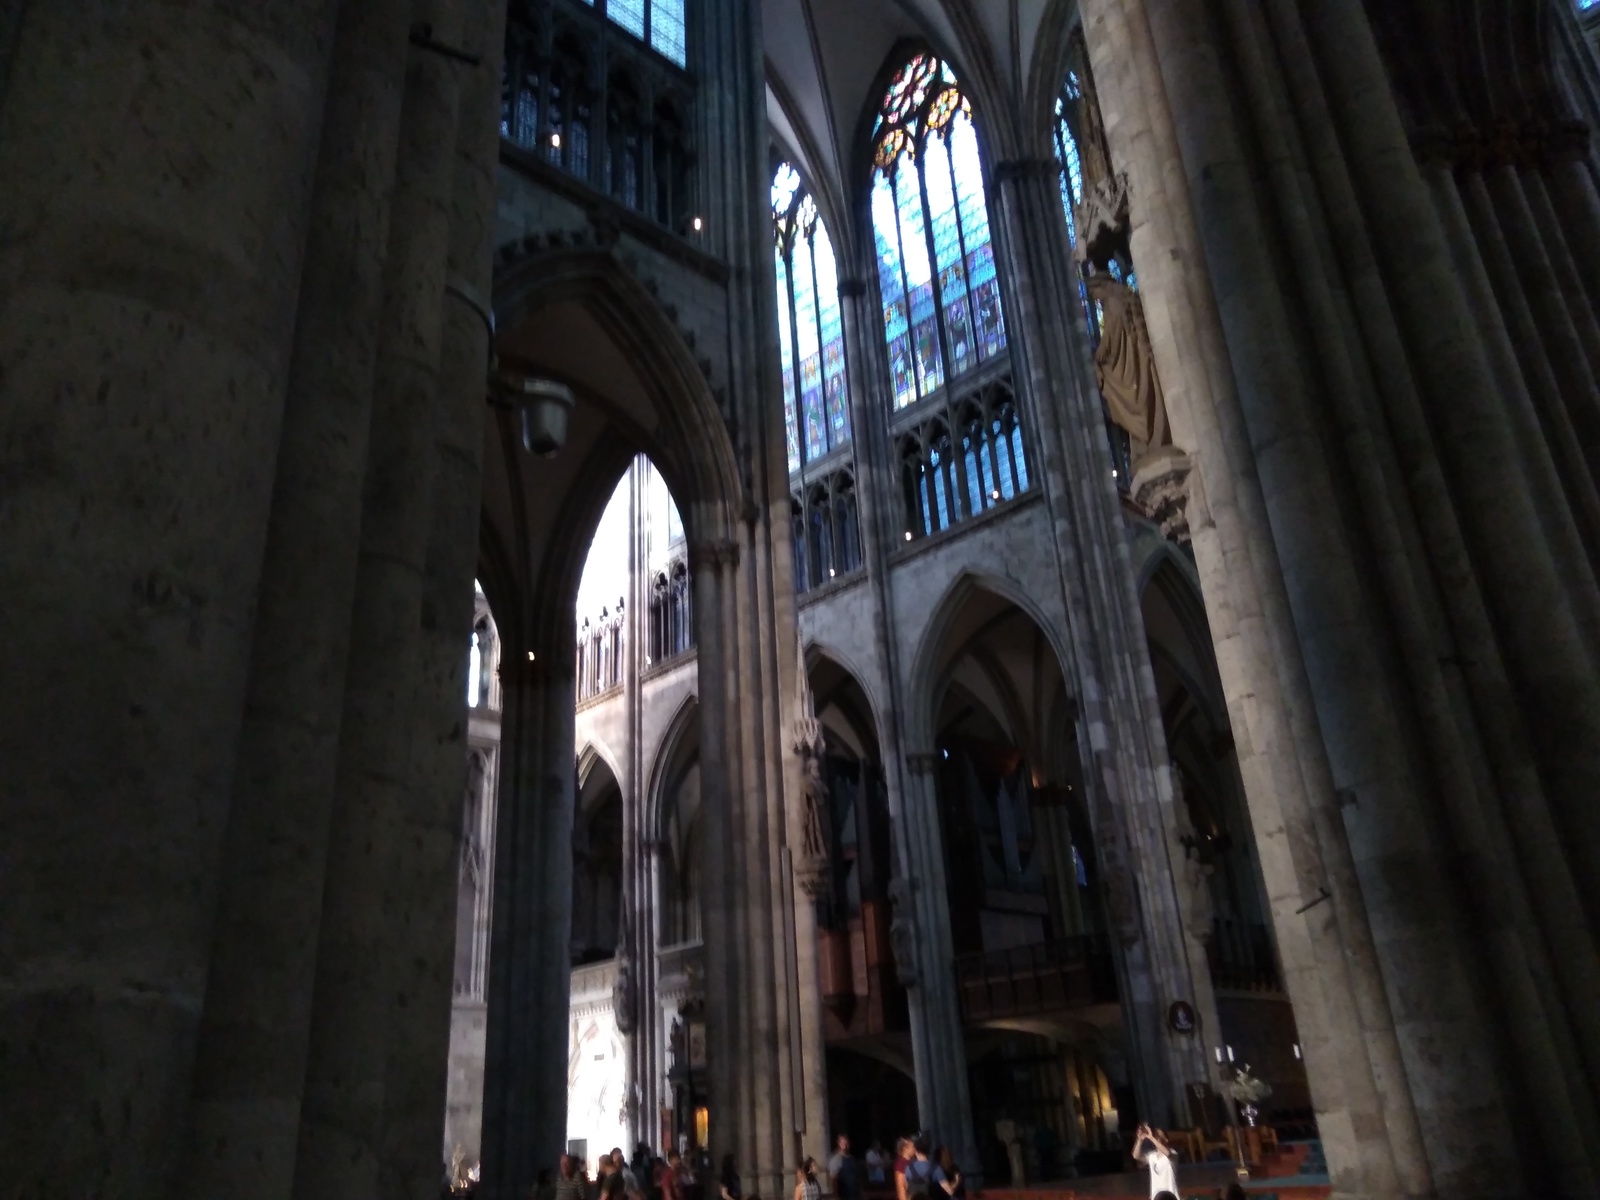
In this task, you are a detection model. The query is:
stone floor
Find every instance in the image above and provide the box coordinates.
[974,1141,1332,1200]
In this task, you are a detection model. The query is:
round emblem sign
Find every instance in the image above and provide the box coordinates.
[1168,1000,1197,1034]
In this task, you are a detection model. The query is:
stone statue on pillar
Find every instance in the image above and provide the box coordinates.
[613,915,638,1035]
[888,876,920,987]
[1068,53,1192,544]
[792,631,830,898]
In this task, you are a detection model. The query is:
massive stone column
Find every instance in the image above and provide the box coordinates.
[291,1,470,1193]
[1077,2,1422,1196]
[690,0,828,1188]
[0,4,339,1196]
[382,0,505,1194]
[1081,0,1600,1192]
[478,644,579,1199]
[180,3,413,1195]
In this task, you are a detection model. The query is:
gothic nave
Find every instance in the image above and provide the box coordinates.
[3,3,1600,1200]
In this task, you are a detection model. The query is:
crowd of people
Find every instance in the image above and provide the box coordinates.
[446,1125,1254,1200]
[442,1133,969,1200]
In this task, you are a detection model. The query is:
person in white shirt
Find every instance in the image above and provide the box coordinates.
[864,1142,886,1186]
[1131,1124,1180,1199]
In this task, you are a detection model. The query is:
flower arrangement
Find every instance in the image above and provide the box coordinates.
[1227,1065,1272,1105]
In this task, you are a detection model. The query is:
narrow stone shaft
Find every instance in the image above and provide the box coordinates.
[292,1,467,1191]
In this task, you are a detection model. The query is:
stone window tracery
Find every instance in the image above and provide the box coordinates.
[648,558,694,663]
[791,469,861,593]
[501,1,694,226]
[772,162,851,474]
[896,380,1029,539]
[870,53,1007,412]
[577,603,625,701]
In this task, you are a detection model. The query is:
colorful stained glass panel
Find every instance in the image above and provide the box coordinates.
[775,250,800,472]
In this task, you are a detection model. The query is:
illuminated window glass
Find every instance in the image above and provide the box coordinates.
[1054,72,1085,246]
[601,0,687,66]
[773,162,852,473]
[651,0,687,65]
[607,0,646,39]
[870,54,1006,410]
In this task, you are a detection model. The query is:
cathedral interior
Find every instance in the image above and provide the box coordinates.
[5,2,1600,1199]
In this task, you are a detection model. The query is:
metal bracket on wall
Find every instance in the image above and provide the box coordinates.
[409,23,481,66]
[1294,887,1332,915]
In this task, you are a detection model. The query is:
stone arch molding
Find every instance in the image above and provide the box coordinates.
[491,240,744,552]
[903,569,1078,755]
[802,638,886,743]
[645,690,700,845]
[577,739,623,798]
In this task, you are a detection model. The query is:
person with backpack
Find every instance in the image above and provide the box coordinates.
[900,1139,935,1200]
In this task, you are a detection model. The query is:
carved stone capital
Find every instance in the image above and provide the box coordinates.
[687,539,740,572]
[837,276,869,300]
[905,751,939,776]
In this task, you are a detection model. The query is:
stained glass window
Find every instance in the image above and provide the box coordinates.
[773,161,852,474]
[650,0,687,64]
[599,0,687,67]
[1054,72,1085,246]
[870,54,1006,410]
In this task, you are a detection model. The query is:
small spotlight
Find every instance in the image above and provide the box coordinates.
[904,531,913,541]
[991,489,1000,501]
[528,651,536,661]
[550,132,561,148]
[1292,1043,1302,1060]
[829,568,836,578]
[1111,469,1119,479]
[691,215,703,231]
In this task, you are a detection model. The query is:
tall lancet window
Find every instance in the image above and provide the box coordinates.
[870,54,1006,411]
[772,162,851,474]
[1054,71,1087,248]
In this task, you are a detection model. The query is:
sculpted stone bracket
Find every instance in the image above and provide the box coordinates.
[1130,449,1193,545]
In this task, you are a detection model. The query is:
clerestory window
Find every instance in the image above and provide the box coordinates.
[870,54,1006,411]
[772,162,852,474]
[580,0,687,66]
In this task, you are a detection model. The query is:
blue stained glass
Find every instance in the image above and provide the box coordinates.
[608,0,646,39]
[814,224,850,446]
[965,438,983,511]
[792,231,826,460]
[893,167,944,397]
[925,131,977,375]
[993,421,1015,498]
[776,251,800,473]
[950,111,1005,360]
[773,163,851,471]
[1056,113,1083,244]
[1011,425,1029,492]
[872,173,917,409]
[650,0,686,65]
